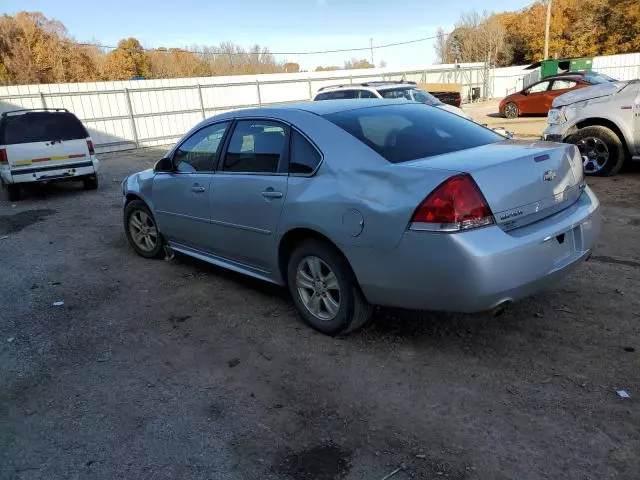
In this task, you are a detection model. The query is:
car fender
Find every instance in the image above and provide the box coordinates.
[123,169,156,212]
[562,113,634,152]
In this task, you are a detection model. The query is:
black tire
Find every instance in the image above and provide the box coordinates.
[287,239,372,336]
[504,102,519,119]
[123,200,164,259]
[566,126,626,177]
[6,183,21,202]
[83,175,99,190]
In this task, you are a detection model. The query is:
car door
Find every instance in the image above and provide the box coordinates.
[547,79,579,111]
[208,119,289,271]
[518,80,551,114]
[152,121,229,251]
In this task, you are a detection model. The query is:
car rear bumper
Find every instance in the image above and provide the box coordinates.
[1,157,99,185]
[347,186,600,312]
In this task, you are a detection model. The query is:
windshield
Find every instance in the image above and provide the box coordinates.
[324,103,502,164]
[379,87,441,106]
[586,72,617,84]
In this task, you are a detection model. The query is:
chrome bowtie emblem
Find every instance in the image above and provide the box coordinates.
[543,169,557,182]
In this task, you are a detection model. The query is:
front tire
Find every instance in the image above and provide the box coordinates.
[124,200,164,259]
[504,102,519,119]
[287,239,372,336]
[567,126,625,176]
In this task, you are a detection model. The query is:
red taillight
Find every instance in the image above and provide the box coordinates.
[87,139,95,155]
[410,174,494,232]
[0,148,7,164]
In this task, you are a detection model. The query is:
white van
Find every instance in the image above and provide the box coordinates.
[0,108,100,201]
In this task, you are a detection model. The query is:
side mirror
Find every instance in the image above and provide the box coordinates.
[154,157,174,173]
[521,89,529,96]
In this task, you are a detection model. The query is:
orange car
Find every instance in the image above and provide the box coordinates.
[499,72,616,119]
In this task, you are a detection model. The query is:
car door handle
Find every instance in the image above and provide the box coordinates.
[191,186,206,193]
[262,190,283,199]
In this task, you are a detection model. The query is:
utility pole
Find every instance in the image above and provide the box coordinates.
[370,38,374,66]
[544,0,552,59]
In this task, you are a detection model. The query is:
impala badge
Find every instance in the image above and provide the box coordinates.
[543,169,557,182]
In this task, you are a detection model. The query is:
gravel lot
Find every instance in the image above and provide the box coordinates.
[1,148,639,480]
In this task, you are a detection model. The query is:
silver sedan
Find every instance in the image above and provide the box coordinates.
[122,100,600,335]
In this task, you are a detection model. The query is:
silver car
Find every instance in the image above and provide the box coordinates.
[123,100,600,335]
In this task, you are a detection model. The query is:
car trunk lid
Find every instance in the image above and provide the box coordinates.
[403,140,585,231]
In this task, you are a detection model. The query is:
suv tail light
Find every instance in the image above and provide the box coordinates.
[410,173,494,232]
[87,139,95,155]
[0,148,7,164]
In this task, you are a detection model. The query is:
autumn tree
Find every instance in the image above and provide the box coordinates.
[283,62,300,73]
[315,65,340,71]
[103,38,151,80]
[343,58,375,69]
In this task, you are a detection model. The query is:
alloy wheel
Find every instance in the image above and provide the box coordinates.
[296,256,341,321]
[129,210,158,252]
[577,136,609,174]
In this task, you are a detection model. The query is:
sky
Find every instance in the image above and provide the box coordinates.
[1,0,532,70]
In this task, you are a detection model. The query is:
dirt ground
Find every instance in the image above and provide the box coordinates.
[1,147,639,480]
[464,100,547,139]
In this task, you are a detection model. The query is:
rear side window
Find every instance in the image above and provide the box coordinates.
[379,88,413,100]
[324,103,502,164]
[358,90,378,99]
[551,80,577,90]
[1,111,88,145]
[289,130,321,175]
[315,90,357,100]
[222,120,286,174]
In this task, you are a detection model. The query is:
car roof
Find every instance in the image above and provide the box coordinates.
[317,82,416,93]
[272,99,414,115]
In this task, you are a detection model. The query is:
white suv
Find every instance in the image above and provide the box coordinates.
[0,108,100,201]
[313,81,471,120]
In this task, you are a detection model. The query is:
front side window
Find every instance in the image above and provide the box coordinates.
[222,120,286,173]
[325,103,502,164]
[173,122,229,173]
[551,80,577,90]
[527,81,550,94]
[289,130,321,175]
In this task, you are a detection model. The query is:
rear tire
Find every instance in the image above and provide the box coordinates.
[287,239,372,336]
[6,183,21,202]
[504,102,519,119]
[566,126,625,176]
[124,200,164,259]
[83,175,99,190]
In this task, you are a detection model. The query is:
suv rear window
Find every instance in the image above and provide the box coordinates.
[1,111,88,145]
[324,103,502,164]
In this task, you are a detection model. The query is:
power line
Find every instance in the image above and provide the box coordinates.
[69,32,449,57]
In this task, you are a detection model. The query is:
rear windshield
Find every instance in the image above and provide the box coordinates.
[1,111,88,145]
[324,103,502,163]
[379,87,441,106]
